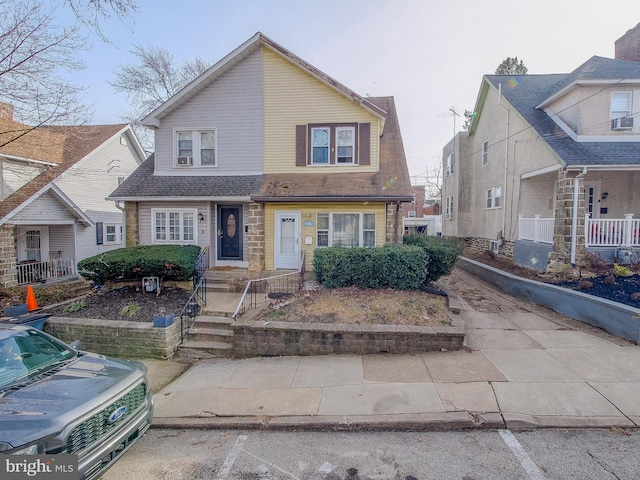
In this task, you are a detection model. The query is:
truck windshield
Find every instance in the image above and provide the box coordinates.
[0,330,76,387]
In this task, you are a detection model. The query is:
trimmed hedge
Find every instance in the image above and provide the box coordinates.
[77,245,201,285]
[403,234,463,282]
[312,245,426,289]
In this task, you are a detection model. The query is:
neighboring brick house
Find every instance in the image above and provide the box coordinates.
[442,27,640,270]
[0,105,145,287]
[109,33,412,274]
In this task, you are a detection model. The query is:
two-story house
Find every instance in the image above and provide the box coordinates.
[109,33,412,275]
[0,104,146,287]
[442,26,640,271]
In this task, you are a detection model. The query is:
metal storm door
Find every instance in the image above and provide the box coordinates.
[275,211,300,269]
[217,206,242,260]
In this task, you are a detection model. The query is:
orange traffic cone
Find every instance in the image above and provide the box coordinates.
[26,285,39,311]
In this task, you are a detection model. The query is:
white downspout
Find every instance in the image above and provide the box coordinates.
[570,168,587,266]
[499,83,509,242]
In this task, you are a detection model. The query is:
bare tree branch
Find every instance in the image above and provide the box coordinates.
[110,45,211,151]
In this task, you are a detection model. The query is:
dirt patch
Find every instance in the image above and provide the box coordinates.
[47,285,192,323]
[464,249,640,309]
[256,286,452,327]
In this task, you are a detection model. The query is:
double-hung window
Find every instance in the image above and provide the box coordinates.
[446,153,454,176]
[311,127,330,164]
[105,224,123,244]
[176,129,217,167]
[482,141,489,166]
[336,127,355,164]
[610,92,633,130]
[152,209,196,244]
[445,195,454,219]
[486,186,502,209]
[316,212,376,247]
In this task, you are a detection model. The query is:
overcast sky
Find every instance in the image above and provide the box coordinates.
[70,0,640,183]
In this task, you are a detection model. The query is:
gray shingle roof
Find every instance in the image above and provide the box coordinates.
[109,155,265,199]
[485,56,640,167]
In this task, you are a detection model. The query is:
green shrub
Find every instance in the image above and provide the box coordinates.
[64,299,88,313]
[121,302,142,317]
[403,234,463,283]
[78,245,201,285]
[313,245,426,289]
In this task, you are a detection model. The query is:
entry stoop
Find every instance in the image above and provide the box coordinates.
[178,315,235,359]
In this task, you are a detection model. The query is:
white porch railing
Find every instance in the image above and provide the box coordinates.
[518,215,554,244]
[585,214,640,247]
[16,258,76,285]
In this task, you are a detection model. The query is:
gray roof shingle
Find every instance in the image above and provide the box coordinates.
[484,56,640,167]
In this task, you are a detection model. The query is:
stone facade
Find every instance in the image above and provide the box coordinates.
[124,201,140,247]
[247,201,265,274]
[553,170,585,264]
[0,224,17,287]
[45,317,181,359]
[385,202,403,244]
[232,321,464,356]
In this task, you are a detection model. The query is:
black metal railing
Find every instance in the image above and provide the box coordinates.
[232,250,306,321]
[179,275,206,343]
[193,246,210,288]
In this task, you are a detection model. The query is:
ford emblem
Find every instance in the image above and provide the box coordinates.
[108,406,127,423]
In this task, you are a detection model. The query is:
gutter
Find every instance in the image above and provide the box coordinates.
[251,195,414,203]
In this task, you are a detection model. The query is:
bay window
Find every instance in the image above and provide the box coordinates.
[316,212,376,247]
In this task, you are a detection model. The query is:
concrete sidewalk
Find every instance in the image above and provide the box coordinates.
[142,269,640,431]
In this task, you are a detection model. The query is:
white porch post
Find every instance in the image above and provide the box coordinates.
[622,213,634,247]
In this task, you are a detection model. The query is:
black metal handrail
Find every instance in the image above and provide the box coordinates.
[193,246,210,288]
[179,275,206,343]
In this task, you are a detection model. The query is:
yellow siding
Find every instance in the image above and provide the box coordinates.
[264,202,387,271]
[262,47,381,174]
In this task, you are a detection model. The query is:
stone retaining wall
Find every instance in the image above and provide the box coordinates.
[232,321,464,357]
[44,317,181,359]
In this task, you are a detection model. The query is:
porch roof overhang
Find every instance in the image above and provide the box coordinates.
[0,184,93,227]
[251,195,413,203]
[109,196,252,202]
[563,164,640,172]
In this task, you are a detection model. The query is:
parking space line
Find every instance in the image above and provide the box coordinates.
[499,429,546,479]
[217,434,248,479]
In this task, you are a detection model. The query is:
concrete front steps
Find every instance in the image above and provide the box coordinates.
[178,315,235,359]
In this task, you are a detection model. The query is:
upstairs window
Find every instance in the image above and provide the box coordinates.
[482,141,489,166]
[486,186,502,209]
[175,129,217,167]
[610,92,633,130]
[446,153,454,176]
[297,123,370,166]
[311,127,330,164]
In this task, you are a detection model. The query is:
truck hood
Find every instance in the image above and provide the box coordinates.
[0,353,147,450]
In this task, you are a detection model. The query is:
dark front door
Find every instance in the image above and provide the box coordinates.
[217,206,242,260]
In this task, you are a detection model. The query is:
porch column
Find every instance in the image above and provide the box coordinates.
[247,202,265,275]
[124,202,139,246]
[552,170,585,265]
[385,202,402,245]
[0,224,18,287]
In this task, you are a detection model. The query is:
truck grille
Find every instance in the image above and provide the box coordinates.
[65,383,147,455]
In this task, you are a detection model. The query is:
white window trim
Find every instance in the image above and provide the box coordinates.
[335,126,356,164]
[311,127,330,165]
[445,195,454,219]
[104,223,123,245]
[486,186,502,209]
[174,128,217,167]
[482,141,488,166]
[446,153,454,176]
[316,212,376,247]
[408,210,416,218]
[151,208,198,244]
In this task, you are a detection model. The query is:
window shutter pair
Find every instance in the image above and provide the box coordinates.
[295,123,370,166]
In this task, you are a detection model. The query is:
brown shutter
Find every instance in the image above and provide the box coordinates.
[359,123,370,165]
[296,125,307,166]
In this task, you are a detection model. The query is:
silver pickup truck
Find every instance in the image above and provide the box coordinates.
[0,325,153,479]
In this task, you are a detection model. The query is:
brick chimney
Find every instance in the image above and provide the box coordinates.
[0,102,13,120]
[615,23,640,62]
